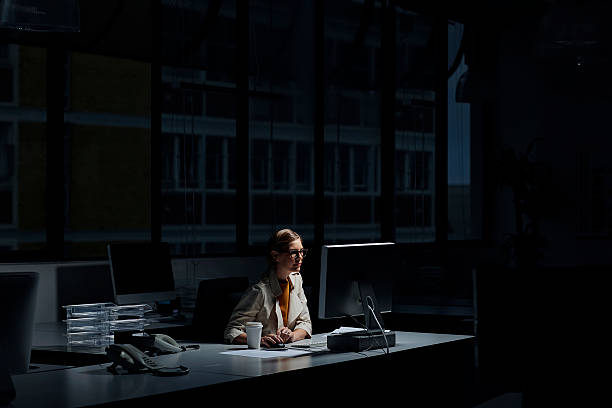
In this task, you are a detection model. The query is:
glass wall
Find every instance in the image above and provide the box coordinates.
[161,0,238,255]
[395,10,436,243]
[447,21,473,240]
[0,1,478,260]
[248,0,315,246]
[64,52,152,257]
[324,0,382,244]
[0,44,47,253]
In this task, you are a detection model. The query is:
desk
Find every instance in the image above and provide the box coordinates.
[31,320,190,366]
[14,331,474,407]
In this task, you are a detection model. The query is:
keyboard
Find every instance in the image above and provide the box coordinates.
[290,333,328,348]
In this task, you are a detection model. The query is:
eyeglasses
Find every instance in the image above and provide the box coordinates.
[282,249,308,259]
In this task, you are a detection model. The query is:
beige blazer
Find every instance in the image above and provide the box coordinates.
[223,269,312,344]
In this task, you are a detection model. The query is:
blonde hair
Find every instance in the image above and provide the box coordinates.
[266,228,302,266]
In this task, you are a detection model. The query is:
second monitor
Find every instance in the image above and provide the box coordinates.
[107,241,176,306]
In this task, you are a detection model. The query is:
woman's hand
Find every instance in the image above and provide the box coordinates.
[261,334,284,347]
[277,327,294,343]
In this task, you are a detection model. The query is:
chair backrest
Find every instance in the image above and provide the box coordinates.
[0,272,39,374]
[191,277,250,342]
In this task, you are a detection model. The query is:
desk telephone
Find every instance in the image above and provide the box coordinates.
[127,333,199,355]
[106,334,196,376]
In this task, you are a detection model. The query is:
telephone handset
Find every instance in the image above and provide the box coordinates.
[105,344,189,376]
[125,333,200,355]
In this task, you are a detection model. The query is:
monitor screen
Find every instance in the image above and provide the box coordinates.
[107,242,176,305]
[318,242,395,324]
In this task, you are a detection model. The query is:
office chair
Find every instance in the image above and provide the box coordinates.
[190,277,250,342]
[0,272,39,375]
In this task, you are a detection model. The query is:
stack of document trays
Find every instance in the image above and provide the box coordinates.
[62,302,152,347]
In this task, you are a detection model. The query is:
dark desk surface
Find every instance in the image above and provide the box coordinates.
[16,331,474,407]
[31,319,190,366]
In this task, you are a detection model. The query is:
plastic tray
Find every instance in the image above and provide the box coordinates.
[66,332,114,347]
[63,303,153,319]
[109,304,153,317]
[109,318,149,332]
[64,317,113,333]
[64,317,148,333]
[63,302,116,319]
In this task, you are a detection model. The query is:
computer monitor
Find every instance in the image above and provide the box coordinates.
[107,242,176,305]
[0,272,39,375]
[318,242,395,331]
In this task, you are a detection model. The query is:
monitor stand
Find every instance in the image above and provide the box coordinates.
[326,280,396,352]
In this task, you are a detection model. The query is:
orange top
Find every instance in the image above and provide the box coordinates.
[278,278,290,326]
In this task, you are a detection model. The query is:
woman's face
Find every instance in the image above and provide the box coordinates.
[274,239,304,277]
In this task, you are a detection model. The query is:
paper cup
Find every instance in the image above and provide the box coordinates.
[245,322,263,349]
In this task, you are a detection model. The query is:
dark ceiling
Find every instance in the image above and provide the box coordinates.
[0,0,152,61]
[2,0,611,65]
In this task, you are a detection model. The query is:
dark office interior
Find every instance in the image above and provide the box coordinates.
[1,0,610,406]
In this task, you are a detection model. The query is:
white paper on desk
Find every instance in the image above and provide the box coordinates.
[330,326,366,334]
[329,327,391,335]
[221,348,311,358]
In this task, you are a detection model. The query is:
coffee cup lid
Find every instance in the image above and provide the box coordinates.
[246,321,263,327]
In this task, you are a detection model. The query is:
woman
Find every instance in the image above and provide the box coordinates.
[224,229,312,347]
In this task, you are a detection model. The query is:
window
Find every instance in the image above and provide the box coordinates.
[1,2,466,260]
[161,0,238,254]
[295,142,312,191]
[63,51,152,258]
[247,0,315,246]
[251,139,268,190]
[0,45,46,254]
[162,192,202,225]
[205,194,235,225]
[204,135,223,189]
[0,122,14,225]
[395,10,436,243]
[272,140,290,190]
[0,44,17,104]
[448,21,473,240]
[324,0,382,243]
[206,91,235,119]
[352,145,371,192]
[161,133,201,189]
